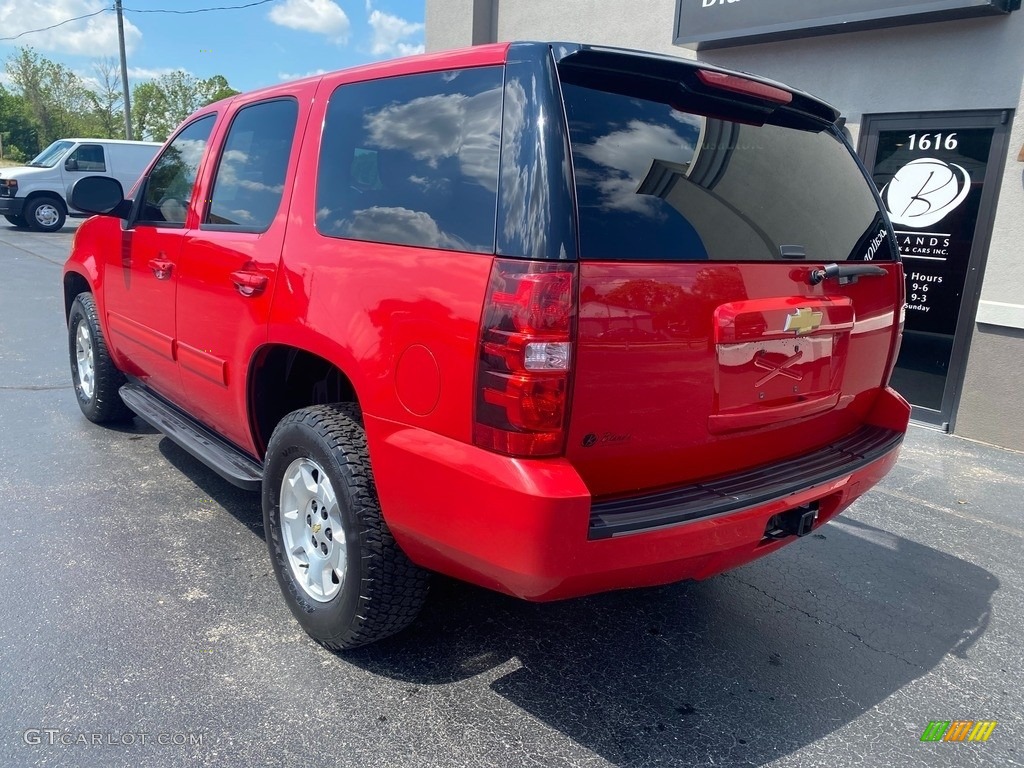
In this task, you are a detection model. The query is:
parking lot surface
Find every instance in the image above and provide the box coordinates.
[1,220,1022,767]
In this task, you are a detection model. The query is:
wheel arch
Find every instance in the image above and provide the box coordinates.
[63,270,92,321]
[247,344,361,459]
[24,189,68,211]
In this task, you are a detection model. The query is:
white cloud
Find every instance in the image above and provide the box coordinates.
[127,67,181,82]
[268,0,350,43]
[363,86,501,191]
[367,8,424,57]
[0,0,141,57]
[278,68,328,81]
[575,119,699,216]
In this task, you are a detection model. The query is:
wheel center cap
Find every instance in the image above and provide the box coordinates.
[312,522,322,534]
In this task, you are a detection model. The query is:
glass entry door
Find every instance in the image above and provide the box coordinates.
[859,110,1011,429]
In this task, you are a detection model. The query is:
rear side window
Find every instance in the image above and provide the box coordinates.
[205,98,298,231]
[560,75,894,262]
[316,67,503,254]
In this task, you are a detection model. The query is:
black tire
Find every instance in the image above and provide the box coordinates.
[263,404,429,650]
[25,195,66,232]
[68,293,133,423]
[4,214,28,228]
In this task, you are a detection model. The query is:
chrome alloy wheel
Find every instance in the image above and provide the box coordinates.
[279,457,347,602]
[33,202,61,228]
[75,322,95,401]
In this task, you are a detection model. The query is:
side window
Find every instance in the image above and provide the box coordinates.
[316,67,503,254]
[67,144,105,172]
[140,115,216,226]
[204,98,299,231]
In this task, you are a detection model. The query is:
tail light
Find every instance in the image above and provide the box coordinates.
[474,258,578,457]
[696,70,793,105]
[883,272,907,386]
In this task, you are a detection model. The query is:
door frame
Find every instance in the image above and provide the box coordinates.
[858,109,1013,430]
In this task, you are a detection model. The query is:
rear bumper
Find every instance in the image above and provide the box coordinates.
[367,387,910,601]
[0,197,25,216]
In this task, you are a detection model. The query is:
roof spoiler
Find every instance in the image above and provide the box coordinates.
[549,43,840,126]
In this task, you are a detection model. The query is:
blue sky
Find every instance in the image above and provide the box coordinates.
[0,0,427,93]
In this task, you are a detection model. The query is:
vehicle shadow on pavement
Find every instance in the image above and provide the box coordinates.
[343,517,996,766]
[154,436,996,766]
[158,438,265,536]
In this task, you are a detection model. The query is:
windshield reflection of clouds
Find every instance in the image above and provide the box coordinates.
[364,87,501,194]
[320,205,470,251]
[211,148,287,225]
[575,116,700,217]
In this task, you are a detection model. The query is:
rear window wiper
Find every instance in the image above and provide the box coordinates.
[809,262,888,286]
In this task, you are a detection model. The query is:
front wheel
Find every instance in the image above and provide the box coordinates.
[68,293,133,423]
[25,195,66,232]
[263,404,429,650]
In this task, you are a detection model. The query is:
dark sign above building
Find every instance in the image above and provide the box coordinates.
[675,0,1020,49]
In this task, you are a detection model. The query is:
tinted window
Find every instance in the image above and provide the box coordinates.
[68,144,105,172]
[317,67,503,254]
[205,98,298,231]
[141,115,216,226]
[560,77,894,262]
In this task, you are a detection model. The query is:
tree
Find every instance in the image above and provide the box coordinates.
[0,84,38,160]
[201,75,239,105]
[86,57,124,139]
[5,47,91,147]
[131,81,166,142]
[131,71,240,142]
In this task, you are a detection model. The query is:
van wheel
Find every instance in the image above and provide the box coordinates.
[4,214,28,228]
[68,293,133,423]
[263,404,429,651]
[25,195,66,232]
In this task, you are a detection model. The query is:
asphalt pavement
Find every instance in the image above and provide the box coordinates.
[1,219,1021,768]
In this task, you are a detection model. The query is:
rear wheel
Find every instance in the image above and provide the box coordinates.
[68,293,133,423]
[25,195,66,232]
[263,403,429,650]
[4,214,28,228]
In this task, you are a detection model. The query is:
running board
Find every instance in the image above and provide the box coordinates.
[119,382,263,491]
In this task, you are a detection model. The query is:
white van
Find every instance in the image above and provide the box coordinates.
[0,138,161,232]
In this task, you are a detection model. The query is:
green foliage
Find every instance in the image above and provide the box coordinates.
[3,144,28,163]
[0,83,38,159]
[4,47,92,147]
[132,71,241,142]
[2,47,240,147]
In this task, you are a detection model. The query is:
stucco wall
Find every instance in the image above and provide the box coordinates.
[956,325,1024,451]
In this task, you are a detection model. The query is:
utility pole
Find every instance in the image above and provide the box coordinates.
[115,0,133,140]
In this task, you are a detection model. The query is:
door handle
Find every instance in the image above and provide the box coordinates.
[148,258,174,280]
[230,270,269,297]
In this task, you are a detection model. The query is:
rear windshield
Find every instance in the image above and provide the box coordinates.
[560,74,894,262]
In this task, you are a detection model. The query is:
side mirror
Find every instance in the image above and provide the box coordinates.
[70,176,131,219]
[64,157,78,171]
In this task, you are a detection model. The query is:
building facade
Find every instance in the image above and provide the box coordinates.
[426,0,1024,451]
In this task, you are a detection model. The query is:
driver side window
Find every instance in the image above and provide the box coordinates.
[140,115,216,226]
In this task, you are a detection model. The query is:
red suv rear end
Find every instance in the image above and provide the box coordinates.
[64,42,909,650]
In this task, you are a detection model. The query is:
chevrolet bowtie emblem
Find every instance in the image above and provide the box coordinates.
[312,523,322,534]
[784,307,823,336]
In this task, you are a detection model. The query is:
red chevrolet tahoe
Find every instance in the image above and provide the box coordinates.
[63,42,910,650]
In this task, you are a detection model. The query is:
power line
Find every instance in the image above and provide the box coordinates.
[0,1,278,43]
[122,0,278,13]
[0,8,109,43]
